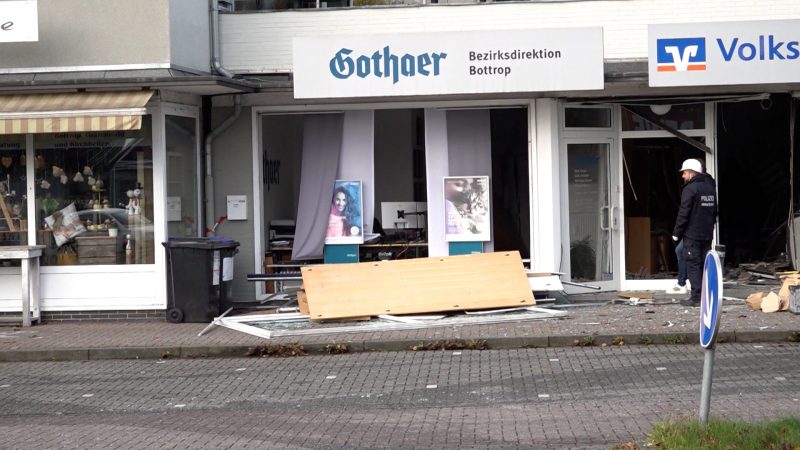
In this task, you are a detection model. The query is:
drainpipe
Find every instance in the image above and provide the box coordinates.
[205,95,241,234]
[210,0,235,79]
[205,1,239,233]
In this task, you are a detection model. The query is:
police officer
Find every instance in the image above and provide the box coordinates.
[672,159,717,307]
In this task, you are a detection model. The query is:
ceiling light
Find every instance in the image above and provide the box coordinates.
[649,104,672,115]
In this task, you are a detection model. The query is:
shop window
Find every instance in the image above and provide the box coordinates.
[33,117,154,266]
[564,107,611,128]
[622,103,705,131]
[0,135,27,246]
[165,115,198,238]
[235,0,351,10]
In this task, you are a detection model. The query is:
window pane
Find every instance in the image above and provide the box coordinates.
[235,0,353,10]
[567,143,612,282]
[33,117,154,266]
[564,108,611,128]
[0,135,27,246]
[622,103,705,131]
[165,115,198,238]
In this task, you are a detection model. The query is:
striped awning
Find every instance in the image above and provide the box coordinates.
[0,90,154,135]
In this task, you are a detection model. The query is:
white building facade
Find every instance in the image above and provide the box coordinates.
[1,0,799,320]
[219,0,800,300]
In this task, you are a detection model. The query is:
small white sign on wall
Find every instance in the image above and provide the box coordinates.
[0,1,38,43]
[166,196,182,222]
[227,195,247,221]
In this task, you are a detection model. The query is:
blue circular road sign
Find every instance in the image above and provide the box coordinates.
[699,250,723,348]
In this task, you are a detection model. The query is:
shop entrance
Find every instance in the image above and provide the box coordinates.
[618,102,713,290]
[560,102,713,292]
[621,137,706,281]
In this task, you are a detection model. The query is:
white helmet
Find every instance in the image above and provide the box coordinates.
[679,159,703,173]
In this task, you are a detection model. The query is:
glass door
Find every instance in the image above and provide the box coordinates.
[162,106,200,239]
[562,139,620,291]
[165,114,200,238]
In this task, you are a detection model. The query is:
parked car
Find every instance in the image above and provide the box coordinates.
[77,208,154,237]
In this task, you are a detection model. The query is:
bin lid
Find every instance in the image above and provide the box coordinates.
[162,237,240,249]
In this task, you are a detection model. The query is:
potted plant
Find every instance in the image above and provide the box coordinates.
[56,240,78,265]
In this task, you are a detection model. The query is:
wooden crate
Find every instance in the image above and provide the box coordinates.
[76,235,120,265]
[301,251,534,320]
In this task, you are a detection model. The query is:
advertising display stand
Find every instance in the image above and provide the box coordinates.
[162,238,240,323]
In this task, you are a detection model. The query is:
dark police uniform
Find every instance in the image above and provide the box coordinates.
[672,172,717,304]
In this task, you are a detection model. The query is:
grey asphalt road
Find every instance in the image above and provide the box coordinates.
[0,343,798,449]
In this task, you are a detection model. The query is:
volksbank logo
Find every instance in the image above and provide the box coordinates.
[656,37,707,72]
[329,47,447,84]
[716,35,800,61]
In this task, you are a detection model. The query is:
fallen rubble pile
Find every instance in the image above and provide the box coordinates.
[745,273,800,314]
[203,251,568,339]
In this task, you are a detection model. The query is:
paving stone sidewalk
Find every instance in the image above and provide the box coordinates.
[1,283,798,362]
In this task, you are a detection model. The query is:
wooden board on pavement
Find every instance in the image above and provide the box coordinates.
[301,251,534,320]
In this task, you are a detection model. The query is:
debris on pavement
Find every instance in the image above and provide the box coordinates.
[738,261,795,280]
[615,291,653,299]
[203,306,569,340]
[761,292,781,313]
[301,251,535,321]
[743,272,800,313]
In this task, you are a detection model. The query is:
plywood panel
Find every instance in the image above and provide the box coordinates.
[625,217,651,276]
[301,251,534,320]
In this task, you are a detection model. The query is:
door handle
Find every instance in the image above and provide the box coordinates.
[600,206,610,231]
[610,205,618,230]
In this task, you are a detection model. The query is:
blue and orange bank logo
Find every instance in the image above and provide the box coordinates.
[656,37,707,72]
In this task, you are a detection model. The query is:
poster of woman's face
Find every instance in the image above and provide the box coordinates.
[444,176,491,242]
[325,180,364,245]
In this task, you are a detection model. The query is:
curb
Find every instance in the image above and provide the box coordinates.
[1,330,797,362]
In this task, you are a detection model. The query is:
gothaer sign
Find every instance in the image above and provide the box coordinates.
[293,28,604,99]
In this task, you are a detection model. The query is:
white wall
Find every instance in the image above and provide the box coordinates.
[0,0,212,74]
[0,266,160,313]
[210,106,256,301]
[169,0,212,72]
[531,99,561,273]
[0,0,172,72]
[221,0,800,73]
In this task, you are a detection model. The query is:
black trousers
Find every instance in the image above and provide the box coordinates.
[683,237,712,302]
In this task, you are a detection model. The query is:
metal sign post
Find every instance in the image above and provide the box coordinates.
[698,250,723,425]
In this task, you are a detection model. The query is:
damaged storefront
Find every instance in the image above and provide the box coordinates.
[215,9,800,301]
[3,0,799,324]
[234,27,605,301]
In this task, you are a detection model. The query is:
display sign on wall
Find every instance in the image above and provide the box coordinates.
[649,19,800,87]
[293,28,604,99]
[0,0,38,43]
[325,180,364,245]
[444,176,491,243]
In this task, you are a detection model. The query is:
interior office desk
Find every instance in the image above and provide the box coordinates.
[0,245,45,327]
[268,242,429,263]
[359,242,428,260]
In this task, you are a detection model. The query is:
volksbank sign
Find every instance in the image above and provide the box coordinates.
[293,28,603,99]
[649,19,800,87]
